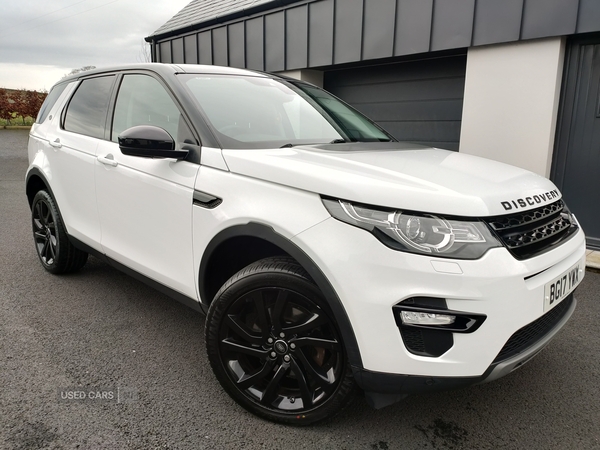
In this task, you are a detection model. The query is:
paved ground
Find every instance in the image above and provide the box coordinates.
[587,249,600,269]
[1,128,599,449]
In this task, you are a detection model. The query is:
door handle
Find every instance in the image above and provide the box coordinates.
[97,154,118,167]
[49,138,62,149]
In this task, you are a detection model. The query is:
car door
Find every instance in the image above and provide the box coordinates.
[95,73,200,298]
[44,75,116,249]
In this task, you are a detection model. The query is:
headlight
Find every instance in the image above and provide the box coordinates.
[322,198,501,259]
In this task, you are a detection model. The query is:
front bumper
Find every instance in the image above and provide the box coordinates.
[353,294,576,407]
[291,217,586,381]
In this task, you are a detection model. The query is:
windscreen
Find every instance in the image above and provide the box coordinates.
[181,74,393,149]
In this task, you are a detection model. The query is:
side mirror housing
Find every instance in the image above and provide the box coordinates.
[118,126,188,159]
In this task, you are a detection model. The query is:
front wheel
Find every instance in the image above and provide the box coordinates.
[206,257,355,425]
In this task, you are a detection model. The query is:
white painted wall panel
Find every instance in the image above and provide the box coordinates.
[460,38,565,177]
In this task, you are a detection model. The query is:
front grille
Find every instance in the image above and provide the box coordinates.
[484,199,578,260]
[493,295,573,364]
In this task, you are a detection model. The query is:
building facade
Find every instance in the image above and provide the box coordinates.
[147,0,600,248]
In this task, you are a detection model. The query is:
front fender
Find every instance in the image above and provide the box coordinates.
[199,222,364,369]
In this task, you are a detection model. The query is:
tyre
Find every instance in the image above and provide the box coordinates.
[31,190,88,274]
[206,257,355,425]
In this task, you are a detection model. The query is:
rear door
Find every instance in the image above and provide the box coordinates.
[43,75,116,249]
[95,72,201,298]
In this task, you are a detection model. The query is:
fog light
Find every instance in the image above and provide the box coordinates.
[400,311,455,326]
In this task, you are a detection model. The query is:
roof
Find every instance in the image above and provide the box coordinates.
[149,0,285,39]
[55,63,266,86]
[147,0,600,72]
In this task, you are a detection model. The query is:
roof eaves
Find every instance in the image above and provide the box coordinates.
[145,0,302,42]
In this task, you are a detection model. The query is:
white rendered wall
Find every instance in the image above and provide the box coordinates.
[459,37,565,177]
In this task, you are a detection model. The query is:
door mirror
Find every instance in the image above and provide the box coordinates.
[118,125,188,159]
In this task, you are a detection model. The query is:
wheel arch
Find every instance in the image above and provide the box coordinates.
[26,168,52,208]
[26,168,72,243]
[199,222,363,369]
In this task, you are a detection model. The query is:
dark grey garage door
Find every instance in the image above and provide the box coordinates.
[553,36,600,249]
[324,54,466,151]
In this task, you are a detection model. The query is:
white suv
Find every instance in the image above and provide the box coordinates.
[27,64,586,424]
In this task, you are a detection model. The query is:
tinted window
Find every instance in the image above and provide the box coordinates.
[63,76,114,139]
[36,82,68,124]
[112,74,181,142]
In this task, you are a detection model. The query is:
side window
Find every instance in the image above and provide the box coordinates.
[36,82,68,124]
[63,76,115,139]
[111,74,182,143]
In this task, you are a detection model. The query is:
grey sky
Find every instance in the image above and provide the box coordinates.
[0,0,191,91]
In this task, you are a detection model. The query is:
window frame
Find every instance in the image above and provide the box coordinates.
[58,69,206,164]
[61,74,117,140]
[110,72,184,144]
[36,82,69,124]
[108,70,202,163]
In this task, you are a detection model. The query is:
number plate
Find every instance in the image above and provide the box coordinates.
[543,258,585,312]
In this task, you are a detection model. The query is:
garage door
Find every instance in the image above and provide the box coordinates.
[324,54,466,151]
[553,36,600,249]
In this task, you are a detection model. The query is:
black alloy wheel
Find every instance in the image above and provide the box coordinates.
[206,257,355,425]
[31,190,88,274]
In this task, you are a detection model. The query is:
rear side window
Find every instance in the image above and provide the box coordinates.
[36,83,68,124]
[63,76,115,139]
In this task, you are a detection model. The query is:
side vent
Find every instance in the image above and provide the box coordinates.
[193,190,222,209]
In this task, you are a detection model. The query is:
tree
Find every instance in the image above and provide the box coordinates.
[0,89,13,124]
[23,89,47,122]
[11,90,27,124]
[0,88,48,125]
[137,39,152,63]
